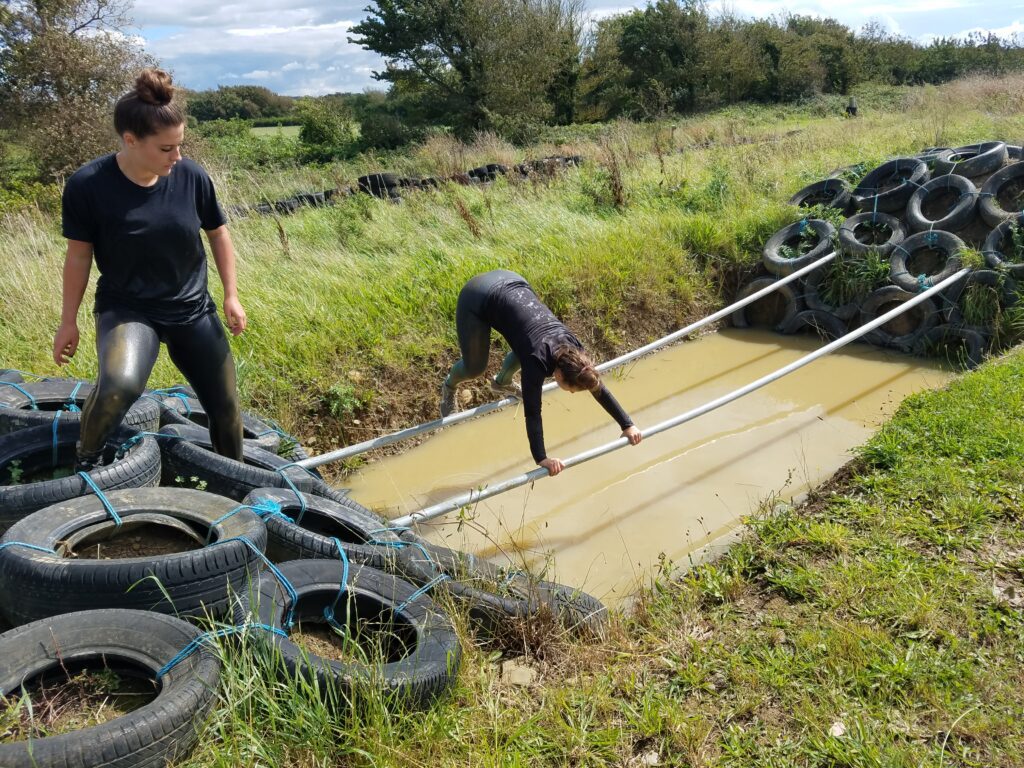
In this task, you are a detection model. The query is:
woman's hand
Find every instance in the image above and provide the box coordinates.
[53,322,79,365]
[539,457,565,476]
[223,296,247,336]
[622,426,642,445]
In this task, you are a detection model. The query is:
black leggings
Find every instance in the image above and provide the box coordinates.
[446,270,520,386]
[78,308,243,461]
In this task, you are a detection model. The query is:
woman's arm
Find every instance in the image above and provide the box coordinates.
[592,384,642,445]
[205,225,247,336]
[53,240,94,365]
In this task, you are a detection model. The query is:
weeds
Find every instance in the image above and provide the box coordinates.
[819,250,891,307]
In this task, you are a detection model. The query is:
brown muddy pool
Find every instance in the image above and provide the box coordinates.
[344,329,953,605]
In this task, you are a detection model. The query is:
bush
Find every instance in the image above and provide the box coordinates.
[297,100,358,160]
[357,112,423,151]
[0,180,61,215]
[194,119,253,139]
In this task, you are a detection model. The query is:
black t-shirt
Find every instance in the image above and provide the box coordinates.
[62,153,227,324]
[483,276,633,463]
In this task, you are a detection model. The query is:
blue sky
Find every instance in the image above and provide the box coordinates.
[131,0,1024,96]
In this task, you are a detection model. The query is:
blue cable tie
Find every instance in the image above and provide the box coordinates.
[323,537,351,629]
[77,472,122,526]
[217,535,300,628]
[0,382,38,410]
[52,410,61,467]
[0,541,56,555]
[156,622,289,679]
[394,574,450,614]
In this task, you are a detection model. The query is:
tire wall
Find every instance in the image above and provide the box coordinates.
[736,140,1023,369]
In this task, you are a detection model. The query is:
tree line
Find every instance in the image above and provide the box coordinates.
[350,0,1024,138]
[3,0,1024,182]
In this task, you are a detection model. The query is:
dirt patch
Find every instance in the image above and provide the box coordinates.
[799,457,868,517]
[289,621,363,664]
[0,667,156,741]
[69,523,201,560]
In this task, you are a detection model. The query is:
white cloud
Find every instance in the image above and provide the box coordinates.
[134,0,1022,95]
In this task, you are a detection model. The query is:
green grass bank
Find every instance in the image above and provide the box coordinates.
[3,76,1024,462]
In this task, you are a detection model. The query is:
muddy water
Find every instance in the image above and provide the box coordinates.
[345,330,952,605]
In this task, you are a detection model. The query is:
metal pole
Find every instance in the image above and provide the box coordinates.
[298,251,838,469]
[392,268,968,528]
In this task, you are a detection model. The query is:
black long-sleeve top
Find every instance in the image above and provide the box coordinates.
[483,277,634,463]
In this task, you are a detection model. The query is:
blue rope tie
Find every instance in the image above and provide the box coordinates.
[77,472,122,526]
[52,411,62,466]
[117,430,183,458]
[204,498,282,544]
[917,274,930,292]
[274,468,307,522]
[365,528,438,574]
[64,381,83,413]
[0,541,56,555]
[146,391,192,417]
[323,537,351,630]
[394,574,450,614]
[156,622,289,679]
[217,535,300,628]
[0,382,38,410]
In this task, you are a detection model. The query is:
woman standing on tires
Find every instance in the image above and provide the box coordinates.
[54,68,246,470]
[440,269,642,476]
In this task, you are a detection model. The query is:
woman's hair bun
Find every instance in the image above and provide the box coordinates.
[134,68,175,106]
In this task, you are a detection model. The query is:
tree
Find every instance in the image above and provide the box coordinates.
[0,0,152,179]
[349,0,584,138]
[185,85,294,121]
[616,0,710,117]
[295,97,357,159]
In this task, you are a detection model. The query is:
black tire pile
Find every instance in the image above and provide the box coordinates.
[733,141,1024,368]
[0,372,606,767]
[227,154,584,217]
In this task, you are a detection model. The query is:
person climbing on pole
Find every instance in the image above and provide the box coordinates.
[440,269,642,476]
[53,67,246,470]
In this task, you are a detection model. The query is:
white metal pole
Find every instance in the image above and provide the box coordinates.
[391,268,968,528]
[298,251,837,469]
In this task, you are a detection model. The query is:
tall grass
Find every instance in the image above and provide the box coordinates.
[3,77,1024,439]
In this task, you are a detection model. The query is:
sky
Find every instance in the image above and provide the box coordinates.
[131,0,1024,96]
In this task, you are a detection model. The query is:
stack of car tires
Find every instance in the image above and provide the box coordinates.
[733,140,1024,369]
[0,376,606,766]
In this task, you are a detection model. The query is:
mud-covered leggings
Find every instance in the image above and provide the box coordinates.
[78,308,244,462]
[444,269,520,386]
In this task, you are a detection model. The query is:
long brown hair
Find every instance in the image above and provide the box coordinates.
[113,68,185,139]
[554,345,600,391]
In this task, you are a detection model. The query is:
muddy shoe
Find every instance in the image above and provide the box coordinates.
[490,377,522,398]
[74,453,104,474]
[440,381,458,418]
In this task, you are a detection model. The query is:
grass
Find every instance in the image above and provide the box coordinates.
[2,74,1024,764]
[4,76,1024,461]
[251,124,301,138]
[162,344,1024,767]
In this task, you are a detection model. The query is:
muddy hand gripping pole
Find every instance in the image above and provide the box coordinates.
[298,250,840,470]
[391,268,969,528]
